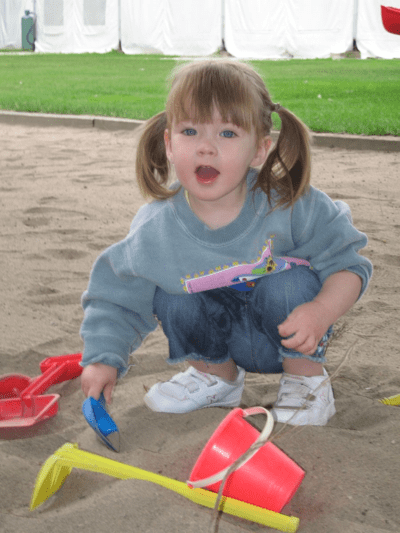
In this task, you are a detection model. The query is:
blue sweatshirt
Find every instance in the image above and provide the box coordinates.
[80,169,372,376]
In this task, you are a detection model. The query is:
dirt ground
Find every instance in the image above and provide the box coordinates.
[1,123,399,533]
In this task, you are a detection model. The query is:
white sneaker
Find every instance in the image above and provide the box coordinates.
[144,366,245,413]
[271,368,336,426]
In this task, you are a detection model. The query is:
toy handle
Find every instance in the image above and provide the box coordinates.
[21,363,67,397]
[188,406,274,489]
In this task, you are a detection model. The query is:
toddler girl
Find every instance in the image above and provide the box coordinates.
[80,59,372,425]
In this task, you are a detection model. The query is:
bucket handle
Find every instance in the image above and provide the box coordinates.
[188,406,274,489]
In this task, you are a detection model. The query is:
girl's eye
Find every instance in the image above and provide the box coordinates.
[183,128,197,136]
[220,130,236,138]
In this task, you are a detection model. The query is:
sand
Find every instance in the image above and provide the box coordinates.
[0,122,399,533]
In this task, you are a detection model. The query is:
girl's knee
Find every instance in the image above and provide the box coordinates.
[254,266,321,308]
[251,266,322,328]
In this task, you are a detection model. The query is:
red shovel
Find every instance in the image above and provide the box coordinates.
[0,353,82,428]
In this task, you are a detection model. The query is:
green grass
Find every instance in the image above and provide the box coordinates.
[253,59,400,136]
[0,52,172,120]
[0,51,399,135]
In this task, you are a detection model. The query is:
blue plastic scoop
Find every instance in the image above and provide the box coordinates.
[82,393,120,452]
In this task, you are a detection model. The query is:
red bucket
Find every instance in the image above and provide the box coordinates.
[188,407,305,512]
[381,5,400,35]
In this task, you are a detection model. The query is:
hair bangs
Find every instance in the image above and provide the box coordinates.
[166,60,262,134]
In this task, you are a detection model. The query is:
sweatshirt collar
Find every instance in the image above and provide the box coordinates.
[170,169,266,245]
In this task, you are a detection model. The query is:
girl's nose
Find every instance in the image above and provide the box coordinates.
[197,135,217,156]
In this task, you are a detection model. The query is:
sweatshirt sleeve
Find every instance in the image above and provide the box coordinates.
[80,238,158,377]
[291,188,373,297]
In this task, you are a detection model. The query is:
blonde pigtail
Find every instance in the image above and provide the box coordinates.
[135,111,179,201]
[254,105,311,209]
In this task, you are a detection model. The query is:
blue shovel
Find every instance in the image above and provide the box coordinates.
[82,393,120,452]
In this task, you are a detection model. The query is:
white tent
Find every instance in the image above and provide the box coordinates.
[121,0,222,56]
[1,0,400,59]
[34,0,119,53]
[225,0,356,59]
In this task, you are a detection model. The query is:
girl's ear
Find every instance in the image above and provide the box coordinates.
[164,129,173,163]
[251,136,272,168]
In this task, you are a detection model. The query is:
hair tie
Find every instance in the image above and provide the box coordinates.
[273,103,281,113]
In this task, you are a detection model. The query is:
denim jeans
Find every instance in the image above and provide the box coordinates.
[153,266,333,374]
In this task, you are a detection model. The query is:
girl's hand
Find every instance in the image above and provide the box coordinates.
[278,301,332,356]
[278,271,362,357]
[81,363,118,405]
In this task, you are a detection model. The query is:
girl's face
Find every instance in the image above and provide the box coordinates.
[164,108,270,213]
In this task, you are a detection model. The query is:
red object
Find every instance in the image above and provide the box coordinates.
[0,394,60,428]
[189,407,305,513]
[381,5,400,35]
[0,353,82,428]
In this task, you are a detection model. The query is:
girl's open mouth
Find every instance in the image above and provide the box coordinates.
[195,166,220,184]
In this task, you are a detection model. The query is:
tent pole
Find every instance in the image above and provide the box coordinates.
[118,0,122,51]
[220,0,226,52]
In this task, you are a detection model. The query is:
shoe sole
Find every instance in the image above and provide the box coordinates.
[271,402,336,426]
